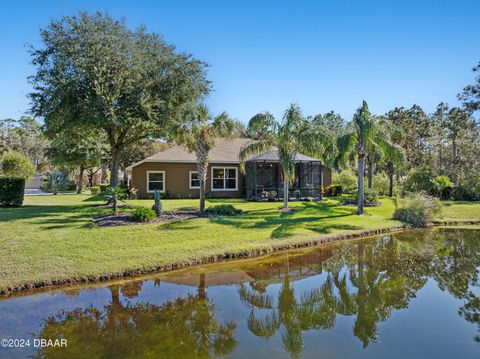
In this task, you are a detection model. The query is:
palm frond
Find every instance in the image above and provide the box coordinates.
[238,137,275,173]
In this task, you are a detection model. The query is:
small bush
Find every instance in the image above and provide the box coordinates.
[205,204,242,216]
[325,184,343,196]
[0,177,25,206]
[393,192,442,227]
[431,175,453,199]
[403,166,436,194]
[99,184,110,193]
[268,190,277,202]
[344,189,380,207]
[332,169,357,193]
[453,174,480,201]
[90,186,100,195]
[373,173,393,196]
[1,151,35,179]
[130,206,156,222]
[43,172,68,194]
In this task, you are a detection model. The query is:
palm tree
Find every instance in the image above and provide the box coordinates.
[240,104,330,209]
[337,101,403,214]
[172,104,237,212]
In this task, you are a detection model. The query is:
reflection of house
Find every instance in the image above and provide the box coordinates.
[126,138,332,199]
[160,270,255,287]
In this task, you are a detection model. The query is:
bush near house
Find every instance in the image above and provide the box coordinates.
[343,189,380,207]
[332,169,357,193]
[130,206,156,222]
[205,204,242,216]
[325,185,343,196]
[393,192,442,227]
[0,177,25,206]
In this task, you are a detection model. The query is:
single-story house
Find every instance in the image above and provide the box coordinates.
[126,138,332,199]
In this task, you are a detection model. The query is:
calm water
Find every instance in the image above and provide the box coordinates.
[1,228,480,359]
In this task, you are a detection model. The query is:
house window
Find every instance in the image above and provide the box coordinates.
[147,171,165,193]
[189,171,200,189]
[212,167,237,191]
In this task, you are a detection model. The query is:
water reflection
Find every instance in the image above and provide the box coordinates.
[1,228,480,358]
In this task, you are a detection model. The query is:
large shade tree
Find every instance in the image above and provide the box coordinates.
[240,104,332,209]
[30,12,210,187]
[171,104,238,212]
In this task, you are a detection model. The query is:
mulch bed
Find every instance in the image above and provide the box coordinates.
[93,211,211,227]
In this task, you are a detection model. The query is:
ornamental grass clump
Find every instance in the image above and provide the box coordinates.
[393,192,442,227]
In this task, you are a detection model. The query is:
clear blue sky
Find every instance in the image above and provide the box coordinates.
[1,0,479,123]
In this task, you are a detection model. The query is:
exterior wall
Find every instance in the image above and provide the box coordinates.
[131,162,245,199]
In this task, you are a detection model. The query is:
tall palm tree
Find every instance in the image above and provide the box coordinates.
[240,104,330,209]
[172,104,237,212]
[337,101,403,214]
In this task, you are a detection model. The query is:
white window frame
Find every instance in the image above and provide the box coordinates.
[189,171,200,189]
[146,170,166,193]
[211,166,238,191]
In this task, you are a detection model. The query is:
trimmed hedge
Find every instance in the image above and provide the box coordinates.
[130,206,156,222]
[0,177,25,207]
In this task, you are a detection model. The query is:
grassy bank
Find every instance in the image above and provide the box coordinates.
[0,194,479,293]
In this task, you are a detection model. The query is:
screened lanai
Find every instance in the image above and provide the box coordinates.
[244,150,330,200]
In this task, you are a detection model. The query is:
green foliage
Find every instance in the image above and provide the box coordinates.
[373,173,394,196]
[268,190,277,202]
[453,174,480,201]
[43,172,68,194]
[0,177,25,207]
[205,204,242,216]
[332,170,357,193]
[431,176,453,199]
[90,186,100,195]
[325,184,343,196]
[393,192,442,227]
[130,206,156,222]
[99,184,110,193]
[1,151,35,179]
[30,12,210,187]
[103,187,127,214]
[344,189,380,207]
[403,166,436,194]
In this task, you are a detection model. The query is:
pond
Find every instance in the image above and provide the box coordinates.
[1,228,480,358]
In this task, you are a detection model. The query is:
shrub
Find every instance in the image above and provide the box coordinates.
[90,186,100,195]
[43,172,68,194]
[130,206,156,222]
[268,190,277,202]
[431,176,453,199]
[325,184,343,196]
[344,189,380,207]
[205,204,242,216]
[373,173,393,196]
[102,187,127,214]
[403,166,436,194]
[332,169,357,193]
[453,174,480,201]
[0,177,25,206]
[99,184,110,193]
[393,192,442,227]
[1,151,35,179]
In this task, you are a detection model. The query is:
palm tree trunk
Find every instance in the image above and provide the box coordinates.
[199,178,206,212]
[197,140,208,213]
[388,163,394,197]
[357,155,365,215]
[319,167,324,201]
[76,164,84,194]
[283,178,289,208]
[367,162,374,190]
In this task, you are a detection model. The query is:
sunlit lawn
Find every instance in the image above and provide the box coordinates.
[0,194,478,292]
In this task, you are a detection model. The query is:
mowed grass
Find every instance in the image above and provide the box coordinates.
[0,194,478,292]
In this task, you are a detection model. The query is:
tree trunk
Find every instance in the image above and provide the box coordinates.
[319,167,324,201]
[283,177,289,208]
[109,147,120,188]
[196,140,208,213]
[357,155,365,215]
[77,165,85,194]
[388,163,394,197]
[367,157,374,190]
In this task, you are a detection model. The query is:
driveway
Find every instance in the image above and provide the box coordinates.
[24,189,51,195]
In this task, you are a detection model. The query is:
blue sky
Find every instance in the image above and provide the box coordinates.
[1,0,479,123]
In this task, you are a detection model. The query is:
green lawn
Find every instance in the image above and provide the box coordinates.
[0,194,478,292]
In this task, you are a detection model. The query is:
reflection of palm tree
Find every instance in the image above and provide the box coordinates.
[36,281,237,358]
